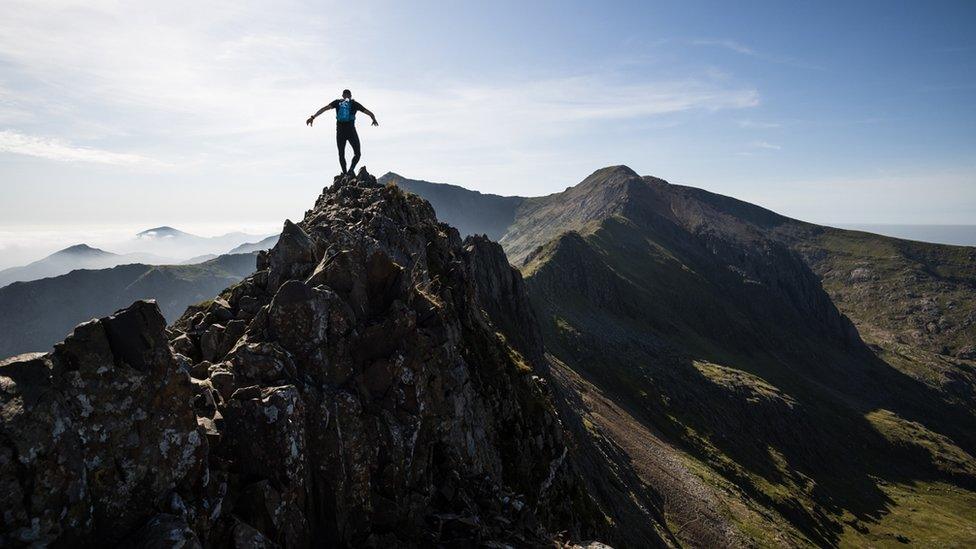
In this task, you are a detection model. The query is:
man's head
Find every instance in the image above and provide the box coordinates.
[342,89,352,99]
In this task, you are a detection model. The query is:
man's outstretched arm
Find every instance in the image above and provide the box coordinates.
[306,101,337,126]
[357,104,379,126]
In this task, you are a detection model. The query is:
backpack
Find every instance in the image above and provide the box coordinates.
[336,99,356,123]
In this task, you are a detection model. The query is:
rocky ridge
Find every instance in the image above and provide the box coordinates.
[0,170,611,547]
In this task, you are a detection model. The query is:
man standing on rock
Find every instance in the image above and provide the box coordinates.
[306,89,379,175]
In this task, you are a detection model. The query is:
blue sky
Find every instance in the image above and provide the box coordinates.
[0,0,973,260]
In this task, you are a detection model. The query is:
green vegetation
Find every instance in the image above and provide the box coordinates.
[838,481,976,548]
[523,213,976,547]
[496,331,533,373]
[866,408,976,477]
[790,226,976,359]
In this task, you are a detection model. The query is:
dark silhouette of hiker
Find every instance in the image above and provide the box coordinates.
[307,89,379,175]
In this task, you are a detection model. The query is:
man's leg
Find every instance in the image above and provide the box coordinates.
[347,127,361,174]
[336,128,348,174]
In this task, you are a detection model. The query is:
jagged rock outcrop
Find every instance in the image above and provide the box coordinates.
[0,301,205,546]
[1,169,607,547]
[462,235,544,365]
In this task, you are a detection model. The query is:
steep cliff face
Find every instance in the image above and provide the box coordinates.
[462,235,545,365]
[0,170,613,547]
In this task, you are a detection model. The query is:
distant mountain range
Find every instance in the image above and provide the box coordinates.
[0,227,275,288]
[382,168,976,547]
[179,254,219,264]
[135,225,256,244]
[0,252,259,358]
[0,226,278,356]
[131,225,273,260]
[136,226,194,239]
[228,234,279,254]
[0,244,175,288]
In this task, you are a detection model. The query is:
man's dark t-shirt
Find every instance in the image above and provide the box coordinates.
[328,99,364,127]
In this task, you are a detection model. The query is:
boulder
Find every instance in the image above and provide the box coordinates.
[0,301,206,546]
[125,514,203,549]
[268,220,318,288]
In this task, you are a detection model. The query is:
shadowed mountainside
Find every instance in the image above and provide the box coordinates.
[399,165,976,547]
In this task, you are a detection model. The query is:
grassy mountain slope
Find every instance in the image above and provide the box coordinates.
[0,253,257,358]
[660,183,976,406]
[395,167,976,547]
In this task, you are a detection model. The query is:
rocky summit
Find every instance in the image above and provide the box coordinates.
[0,169,610,547]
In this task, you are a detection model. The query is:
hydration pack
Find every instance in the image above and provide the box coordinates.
[336,99,355,123]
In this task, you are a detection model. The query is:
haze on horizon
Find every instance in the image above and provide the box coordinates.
[1,0,974,268]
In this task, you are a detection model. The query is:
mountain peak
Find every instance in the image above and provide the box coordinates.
[52,243,114,257]
[497,166,648,264]
[136,226,187,239]
[572,165,642,191]
[591,164,639,178]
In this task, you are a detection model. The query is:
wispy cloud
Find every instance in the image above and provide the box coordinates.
[751,140,782,150]
[377,77,760,141]
[0,130,165,166]
[693,39,823,70]
[736,119,781,129]
[694,39,757,56]
[736,140,782,156]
